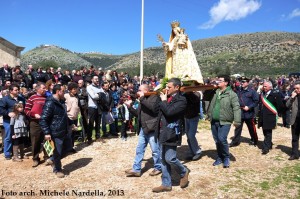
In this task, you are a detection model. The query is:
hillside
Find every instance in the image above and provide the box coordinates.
[21,32,300,76]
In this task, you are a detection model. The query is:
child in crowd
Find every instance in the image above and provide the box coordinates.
[10,102,28,162]
[119,95,130,141]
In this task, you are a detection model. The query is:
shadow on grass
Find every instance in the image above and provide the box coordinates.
[276,144,292,156]
[177,144,236,164]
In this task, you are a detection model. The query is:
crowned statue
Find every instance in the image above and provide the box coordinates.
[158,21,203,84]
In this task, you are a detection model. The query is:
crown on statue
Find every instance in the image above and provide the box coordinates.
[171,20,180,28]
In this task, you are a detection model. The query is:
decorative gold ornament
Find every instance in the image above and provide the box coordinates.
[171,20,180,28]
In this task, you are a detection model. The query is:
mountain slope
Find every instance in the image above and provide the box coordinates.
[21,32,300,76]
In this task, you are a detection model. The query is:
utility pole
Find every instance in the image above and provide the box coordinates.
[140,0,144,84]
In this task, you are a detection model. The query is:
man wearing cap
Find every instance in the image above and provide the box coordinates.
[230,77,259,147]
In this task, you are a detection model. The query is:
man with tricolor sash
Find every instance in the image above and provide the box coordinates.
[258,81,284,155]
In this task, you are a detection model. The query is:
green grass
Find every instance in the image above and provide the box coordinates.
[259,181,270,190]
[219,163,300,198]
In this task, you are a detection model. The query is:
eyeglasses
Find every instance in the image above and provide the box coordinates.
[241,81,247,83]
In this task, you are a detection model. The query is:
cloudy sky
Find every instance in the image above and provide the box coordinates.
[1,0,299,55]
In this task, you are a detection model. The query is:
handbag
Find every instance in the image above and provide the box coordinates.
[145,118,157,132]
[111,107,119,119]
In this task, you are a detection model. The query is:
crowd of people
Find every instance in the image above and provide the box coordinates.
[0,62,300,192]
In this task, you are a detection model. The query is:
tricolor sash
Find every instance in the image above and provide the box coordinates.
[261,94,278,123]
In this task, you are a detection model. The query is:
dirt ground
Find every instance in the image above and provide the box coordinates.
[0,119,299,199]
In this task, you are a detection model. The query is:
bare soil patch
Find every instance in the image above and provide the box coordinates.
[0,119,299,199]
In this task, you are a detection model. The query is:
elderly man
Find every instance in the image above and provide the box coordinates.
[286,81,300,160]
[0,63,13,86]
[258,81,283,155]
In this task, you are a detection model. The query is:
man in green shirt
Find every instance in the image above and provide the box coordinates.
[207,75,241,168]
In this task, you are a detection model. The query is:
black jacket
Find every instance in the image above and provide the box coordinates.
[39,96,68,138]
[0,67,13,84]
[98,91,114,113]
[184,92,200,119]
[236,87,259,119]
[157,92,187,146]
[258,90,284,129]
[128,95,161,134]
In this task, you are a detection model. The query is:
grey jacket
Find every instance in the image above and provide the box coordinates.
[286,95,299,126]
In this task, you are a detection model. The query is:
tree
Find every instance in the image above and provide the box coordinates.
[33,60,59,70]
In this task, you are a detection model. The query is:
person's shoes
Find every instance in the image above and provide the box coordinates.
[125,169,141,177]
[5,156,12,160]
[288,155,299,161]
[149,169,162,176]
[32,160,39,167]
[180,168,190,188]
[152,185,172,193]
[229,142,240,148]
[110,133,119,137]
[121,137,127,141]
[213,158,223,166]
[45,158,54,166]
[223,158,230,168]
[286,125,290,129]
[55,171,65,178]
[249,141,257,147]
[262,149,269,155]
[87,140,93,145]
[192,153,202,161]
[22,154,29,159]
[102,133,109,138]
[69,148,77,154]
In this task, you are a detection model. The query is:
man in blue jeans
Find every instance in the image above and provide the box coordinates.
[124,84,162,177]
[0,84,24,160]
[152,78,189,193]
[40,84,68,178]
[207,75,241,168]
[98,81,116,137]
[184,91,202,161]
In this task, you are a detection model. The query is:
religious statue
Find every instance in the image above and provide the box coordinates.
[158,21,203,84]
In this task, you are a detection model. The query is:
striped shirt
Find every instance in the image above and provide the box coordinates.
[24,94,46,119]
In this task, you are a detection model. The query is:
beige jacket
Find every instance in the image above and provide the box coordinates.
[286,95,299,126]
[64,93,80,120]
